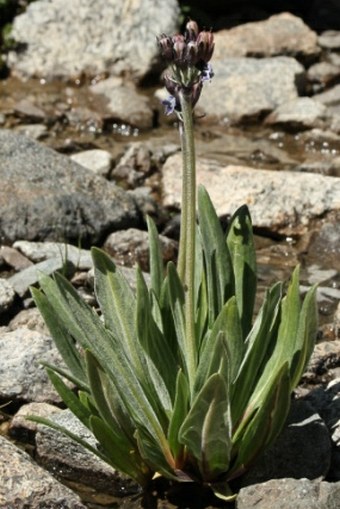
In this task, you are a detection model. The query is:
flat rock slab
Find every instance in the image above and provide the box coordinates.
[236,478,340,509]
[161,154,340,235]
[0,435,86,508]
[214,13,320,61]
[0,129,140,244]
[0,328,63,404]
[7,0,179,80]
[200,57,305,123]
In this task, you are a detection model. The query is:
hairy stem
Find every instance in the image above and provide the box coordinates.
[178,91,197,392]
[177,122,187,282]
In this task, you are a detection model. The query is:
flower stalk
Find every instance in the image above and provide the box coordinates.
[158,21,215,392]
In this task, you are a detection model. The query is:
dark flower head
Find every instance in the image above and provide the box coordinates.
[158,21,214,116]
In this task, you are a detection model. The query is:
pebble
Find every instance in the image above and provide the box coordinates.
[70,149,112,177]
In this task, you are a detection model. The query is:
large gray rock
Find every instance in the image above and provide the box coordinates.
[7,0,179,80]
[0,328,63,404]
[236,478,340,509]
[161,154,340,235]
[0,129,140,244]
[199,57,305,123]
[0,435,86,509]
[214,13,320,61]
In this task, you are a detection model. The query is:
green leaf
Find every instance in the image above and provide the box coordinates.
[198,186,233,325]
[45,368,91,428]
[226,205,257,337]
[91,247,142,371]
[290,284,318,389]
[229,363,290,480]
[31,286,86,385]
[167,370,190,461]
[179,373,232,481]
[147,215,163,298]
[166,262,186,369]
[136,267,177,401]
[231,282,283,424]
[136,426,177,480]
[90,415,151,486]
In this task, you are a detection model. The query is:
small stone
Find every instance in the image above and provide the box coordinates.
[10,402,61,443]
[14,123,48,140]
[7,307,48,335]
[307,62,340,88]
[314,84,340,106]
[13,99,46,121]
[13,240,92,268]
[91,77,153,129]
[0,245,33,270]
[0,278,15,313]
[265,97,328,129]
[70,149,112,177]
[318,30,340,49]
[104,228,177,271]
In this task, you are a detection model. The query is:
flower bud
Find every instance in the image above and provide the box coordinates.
[157,34,174,62]
[185,20,199,41]
[196,31,214,63]
[186,41,198,66]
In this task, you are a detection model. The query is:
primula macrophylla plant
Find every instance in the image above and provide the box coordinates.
[30,21,318,500]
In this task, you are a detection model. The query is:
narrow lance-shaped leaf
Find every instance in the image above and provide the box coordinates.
[167,370,190,462]
[147,215,164,298]
[179,373,232,481]
[226,205,257,338]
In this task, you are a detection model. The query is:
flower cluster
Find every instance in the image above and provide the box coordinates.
[158,21,214,115]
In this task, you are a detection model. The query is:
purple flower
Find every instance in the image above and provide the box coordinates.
[162,95,177,115]
[201,63,214,82]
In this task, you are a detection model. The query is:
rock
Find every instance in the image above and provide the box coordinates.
[162,154,340,235]
[91,77,153,130]
[318,31,340,49]
[0,328,64,404]
[240,400,331,486]
[13,240,92,267]
[0,435,87,509]
[8,307,49,334]
[0,245,33,270]
[314,84,340,106]
[13,99,46,121]
[302,340,340,384]
[306,218,340,271]
[213,13,320,61]
[14,123,48,140]
[36,409,138,496]
[294,160,335,176]
[236,478,340,509]
[199,57,305,124]
[265,97,328,130]
[0,129,140,245]
[8,256,74,297]
[70,149,112,177]
[7,0,179,81]
[307,62,340,89]
[0,279,16,313]
[10,401,61,443]
[103,228,177,270]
